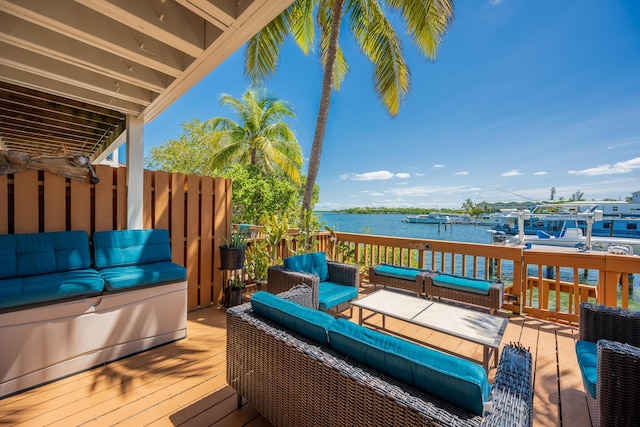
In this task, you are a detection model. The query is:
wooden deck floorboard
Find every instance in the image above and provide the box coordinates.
[0,290,590,427]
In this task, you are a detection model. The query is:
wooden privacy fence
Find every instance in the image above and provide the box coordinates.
[0,166,232,311]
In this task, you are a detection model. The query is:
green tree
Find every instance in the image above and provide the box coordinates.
[550,186,556,201]
[145,119,212,174]
[570,190,584,201]
[206,88,302,183]
[245,0,454,228]
[461,199,475,215]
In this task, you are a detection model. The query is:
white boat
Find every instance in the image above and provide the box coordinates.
[402,213,450,224]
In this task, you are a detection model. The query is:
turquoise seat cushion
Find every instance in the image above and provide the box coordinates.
[283,252,329,281]
[251,290,335,345]
[575,340,597,399]
[93,229,173,269]
[0,231,92,279]
[432,274,492,296]
[329,318,490,415]
[374,264,424,281]
[0,269,104,309]
[318,281,358,310]
[99,262,187,291]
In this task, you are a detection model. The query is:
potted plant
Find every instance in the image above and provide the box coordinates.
[246,240,270,286]
[219,231,248,270]
[225,276,245,307]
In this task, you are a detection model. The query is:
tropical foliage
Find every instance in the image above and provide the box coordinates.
[245,0,455,230]
[205,88,303,183]
[145,119,212,175]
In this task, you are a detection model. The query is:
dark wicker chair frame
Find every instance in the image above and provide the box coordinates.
[425,278,504,314]
[578,302,640,427]
[368,266,440,297]
[227,285,534,427]
[267,261,359,316]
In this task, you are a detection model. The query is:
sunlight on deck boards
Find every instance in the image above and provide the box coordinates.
[0,286,590,427]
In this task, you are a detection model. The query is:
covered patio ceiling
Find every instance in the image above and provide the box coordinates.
[0,0,293,161]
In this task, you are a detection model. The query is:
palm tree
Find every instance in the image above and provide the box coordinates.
[245,0,454,224]
[206,88,303,183]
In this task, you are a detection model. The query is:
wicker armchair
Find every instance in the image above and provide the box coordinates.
[267,259,359,316]
[577,302,640,427]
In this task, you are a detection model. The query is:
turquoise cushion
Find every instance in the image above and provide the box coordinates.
[374,264,423,281]
[251,290,335,345]
[318,281,359,310]
[93,229,172,269]
[432,274,492,296]
[0,231,92,279]
[329,318,490,415]
[575,340,597,399]
[283,252,329,281]
[0,269,104,310]
[99,262,186,291]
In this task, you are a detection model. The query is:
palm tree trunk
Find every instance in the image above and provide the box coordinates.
[301,0,345,223]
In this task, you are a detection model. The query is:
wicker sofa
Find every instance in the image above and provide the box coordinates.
[227,285,533,427]
[575,302,640,427]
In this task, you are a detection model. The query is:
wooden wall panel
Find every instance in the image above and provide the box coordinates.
[212,177,229,304]
[0,174,9,234]
[13,170,39,234]
[154,171,169,230]
[94,166,113,232]
[186,174,200,310]
[170,173,185,266]
[70,179,91,234]
[116,167,127,230]
[199,176,213,307]
[143,169,152,229]
[43,172,67,232]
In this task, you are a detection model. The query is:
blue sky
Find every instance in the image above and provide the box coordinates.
[144,0,640,210]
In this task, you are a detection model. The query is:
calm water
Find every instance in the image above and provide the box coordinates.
[318,212,639,309]
[318,213,494,244]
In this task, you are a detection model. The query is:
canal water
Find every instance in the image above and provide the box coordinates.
[318,212,639,310]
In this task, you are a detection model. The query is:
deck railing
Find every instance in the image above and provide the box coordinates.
[249,230,637,324]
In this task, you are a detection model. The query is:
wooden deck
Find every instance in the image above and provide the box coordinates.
[1,287,591,427]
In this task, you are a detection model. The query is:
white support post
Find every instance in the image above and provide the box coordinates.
[126,115,144,230]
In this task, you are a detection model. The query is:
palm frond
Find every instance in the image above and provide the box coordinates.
[287,0,319,55]
[245,13,289,84]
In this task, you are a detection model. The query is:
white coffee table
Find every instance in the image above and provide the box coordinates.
[351,289,508,372]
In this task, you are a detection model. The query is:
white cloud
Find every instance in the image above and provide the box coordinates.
[351,171,395,181]
[455,171,469,176]
[502,170,522,177]
[433,164,445,168]
[489,0,504,5]
[339,174,349,180]
[369,192,385,196]
[567,157,640,176]
[414,172,424,177]
[395,172,410,179]
[533,171,547,176]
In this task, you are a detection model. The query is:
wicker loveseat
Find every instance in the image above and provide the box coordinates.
[575,302,640,427]
[227,285,533,427]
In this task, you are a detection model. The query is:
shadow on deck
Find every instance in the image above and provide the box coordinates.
[0,285,591,426]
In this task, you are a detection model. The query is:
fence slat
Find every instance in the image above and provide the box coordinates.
[14,169,39,234]
[186,174,199,310]
[70,178,91,234]
[199,176,213,307]
[94,166,113,232]
[43,172,66,232]
[0,174,7,234]
[154,171,169,230]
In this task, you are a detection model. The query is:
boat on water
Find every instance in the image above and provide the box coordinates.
[401,213,450,224]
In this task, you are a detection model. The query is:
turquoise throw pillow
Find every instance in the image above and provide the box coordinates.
[575,340,597,398]
[283,252,329,281]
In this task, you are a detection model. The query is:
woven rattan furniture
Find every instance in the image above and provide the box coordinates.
[576,302,640,427]
[425,275,504,314]
[368,265,439,297]
[226,285,533,427]
[267,257,359,316]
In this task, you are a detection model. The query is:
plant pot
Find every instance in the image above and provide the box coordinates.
[219,245,246,270]
[225,287,244,307]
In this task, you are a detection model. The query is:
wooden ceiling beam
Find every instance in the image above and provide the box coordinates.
[175,0,235,30]
[0,15,171,93]
[75,0,207,57]
[0,0,188,77]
